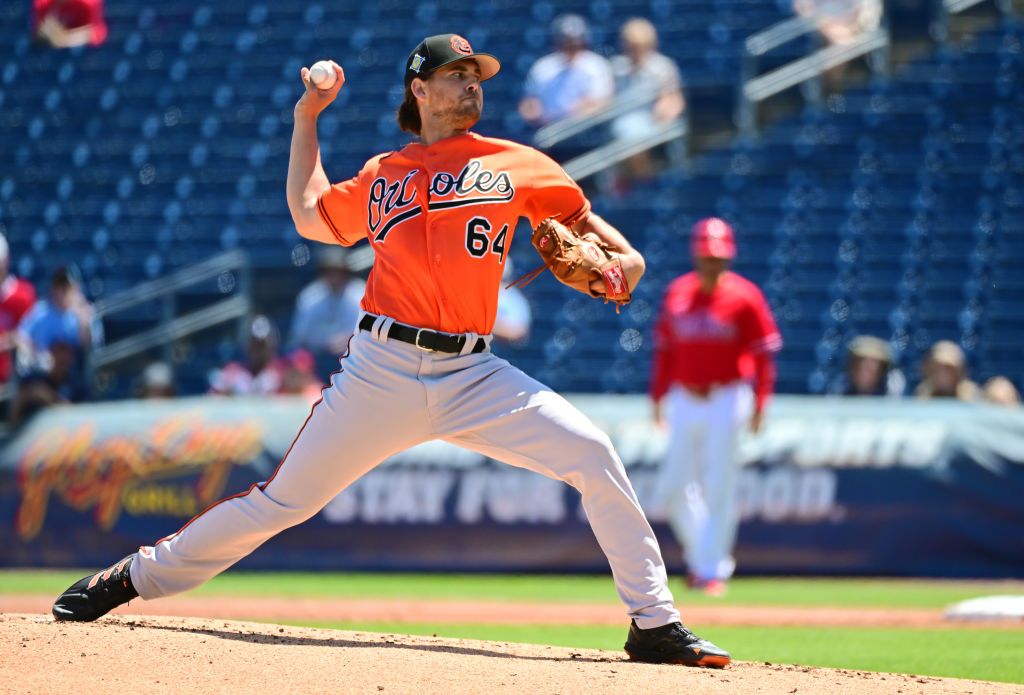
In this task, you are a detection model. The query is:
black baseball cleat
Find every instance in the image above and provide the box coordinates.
[624,620,731,667]
[52,555,139,622]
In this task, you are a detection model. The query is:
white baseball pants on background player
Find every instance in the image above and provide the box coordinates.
[130,312,680,629]
[656,382,753,582]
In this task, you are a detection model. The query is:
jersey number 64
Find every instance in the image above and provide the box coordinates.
[465,217,508,263]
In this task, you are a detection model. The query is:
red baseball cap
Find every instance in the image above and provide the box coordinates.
[690,217,736,259]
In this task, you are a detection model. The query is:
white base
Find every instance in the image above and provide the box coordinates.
[945,595,1024,621]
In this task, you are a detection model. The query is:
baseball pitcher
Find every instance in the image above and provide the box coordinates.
[52,34,729,668]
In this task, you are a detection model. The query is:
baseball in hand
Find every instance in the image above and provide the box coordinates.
[309,61,337,89]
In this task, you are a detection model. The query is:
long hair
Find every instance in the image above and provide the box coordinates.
[396,87,421,136]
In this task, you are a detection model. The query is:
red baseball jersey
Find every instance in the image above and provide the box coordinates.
[0,275,37,381]
[317,132,589,335]
[33,0,108,46]
[650,270,781,410]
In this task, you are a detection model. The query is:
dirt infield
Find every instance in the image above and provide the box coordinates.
[4,593,1024,629]
[3,613,1021,695]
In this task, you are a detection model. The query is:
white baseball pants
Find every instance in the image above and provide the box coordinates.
[131,313,680,629]
[656,382,753,582]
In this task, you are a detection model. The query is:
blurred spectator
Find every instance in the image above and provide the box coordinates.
[19,266,102,369]
[492,259,532,346]
[32,0,108,48]
[279,348,324,404]
[609,18,686,181]
[792,0,882,90]
[792,0,882,46]
[287,246,365,364]
[982,376,1020,408]
[0,233,37,383]
[210,315,286,396]
[913,340,980,401]
[136,361,176,399]
[518,14,614,127]
[10,340,86,427]
[828,335,905,396]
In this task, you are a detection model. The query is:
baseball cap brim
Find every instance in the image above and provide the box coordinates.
[413,52,497,83]
[692,239,736,259]
[430,53,501,82]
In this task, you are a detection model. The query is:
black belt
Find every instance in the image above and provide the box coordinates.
[358,314,487,354]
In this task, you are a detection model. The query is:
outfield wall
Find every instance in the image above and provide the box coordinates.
[2,394,1022,577]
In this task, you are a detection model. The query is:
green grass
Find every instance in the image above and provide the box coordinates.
[4,570,1023,609]
[267,620,1024,685]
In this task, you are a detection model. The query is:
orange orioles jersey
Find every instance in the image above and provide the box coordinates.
[317,132,590,335]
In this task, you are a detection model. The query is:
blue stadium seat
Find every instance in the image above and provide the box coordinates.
[1,2,1021,396]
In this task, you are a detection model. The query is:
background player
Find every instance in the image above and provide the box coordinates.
[649,217,782,596]
[52,34,730,668]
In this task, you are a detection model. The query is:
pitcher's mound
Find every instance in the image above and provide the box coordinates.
[2,613,1014,694]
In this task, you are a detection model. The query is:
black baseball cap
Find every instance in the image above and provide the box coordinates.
[404,34,500,87]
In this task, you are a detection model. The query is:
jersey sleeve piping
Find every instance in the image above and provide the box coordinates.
[562,201,590,227]
[316,193,348,246]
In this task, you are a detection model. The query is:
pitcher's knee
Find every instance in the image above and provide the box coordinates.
[558,430,625,487]
[245,484,320,530]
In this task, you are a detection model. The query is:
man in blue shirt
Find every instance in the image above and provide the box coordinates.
[518,14,614,127]
[287,246,364,373]
[19,267,101,355]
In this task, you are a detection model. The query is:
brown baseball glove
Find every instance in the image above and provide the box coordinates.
[509,217,632,310]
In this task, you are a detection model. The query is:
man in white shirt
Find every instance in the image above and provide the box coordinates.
[609,18,686,182]
[287,246,365,362]
[493,259,532,345]
[610,18,685,141]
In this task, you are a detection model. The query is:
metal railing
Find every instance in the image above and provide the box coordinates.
[744,15,820,56]
[531,83,690,181]
[561,117,689,182]
[736,9,890,135]
[932,0,1013,41]
[87,250,252,373]
[533,85,672,149]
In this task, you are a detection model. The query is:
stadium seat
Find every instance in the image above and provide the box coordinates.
[1,2,1020,397]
